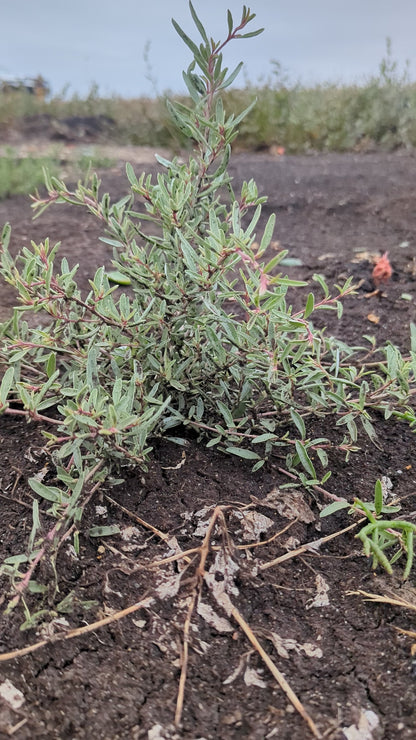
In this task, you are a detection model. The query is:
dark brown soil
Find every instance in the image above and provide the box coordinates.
[1,142,416,740]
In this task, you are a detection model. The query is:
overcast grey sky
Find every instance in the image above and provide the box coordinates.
[2,1,416,98]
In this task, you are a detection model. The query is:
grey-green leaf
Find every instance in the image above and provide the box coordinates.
[88,525,121,537]
[294,440,316,479]
[225,446,261,460]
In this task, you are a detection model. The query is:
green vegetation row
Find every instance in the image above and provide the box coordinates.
[0,42,414,153]
[0,149,114,200]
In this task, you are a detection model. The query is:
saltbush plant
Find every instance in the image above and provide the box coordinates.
[1,4,416,609]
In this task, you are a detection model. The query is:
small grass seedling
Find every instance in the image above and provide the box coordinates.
[321,479,416,580]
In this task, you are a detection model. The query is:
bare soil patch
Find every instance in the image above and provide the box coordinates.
[1,144,416,739]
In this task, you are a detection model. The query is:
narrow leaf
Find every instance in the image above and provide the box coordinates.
[225,446,260,460]
[222,61,244,90]
[45,352,56,379]
[29,478,66,503]
[89,525,121,537]
[304,292,315,319]
[374,479,383,516]
[290,409,306,438]
[294,440,316,479]
[320,500,350,517]
[125,162,138,186]
[0,366,14,405]
[106,271,131,285]
[171,18,204,64]
[260,213,276,252]
[239,28,265,39]
[251,433,277,443]
[189,1,209,44]
[216,399,235,428]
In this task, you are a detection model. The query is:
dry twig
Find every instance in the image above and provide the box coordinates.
[259,520,361,571]
[0,596,154,663]
[175,505,322,737]
[175,506,227,726]
[1,502,323,737]
[348,589,416,611]
[216,589,322,739]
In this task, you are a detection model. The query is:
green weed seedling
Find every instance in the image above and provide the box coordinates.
[321,479,416,580]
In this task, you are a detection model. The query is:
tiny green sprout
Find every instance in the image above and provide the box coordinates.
[321,479,416,580]
[374,478,383,516]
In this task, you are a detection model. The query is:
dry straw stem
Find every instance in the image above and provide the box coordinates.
[348,589,416,611]
[7,717,28,735]
[174,505,322,738]
[276,467,345,502]
[259,520,362,571]
[237,518,296,549]
[0,596,154,663]
[217,590,322,739]
[104,494,173,545]
[140,517,296,570]
[104,493,196,567]
[349,589,416,645]
[0,490,32,510]
[394,626,416,643]
[0,504,321,736]
[175,505,227,726]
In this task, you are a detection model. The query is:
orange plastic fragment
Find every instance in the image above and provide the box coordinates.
[372,251,392,287]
